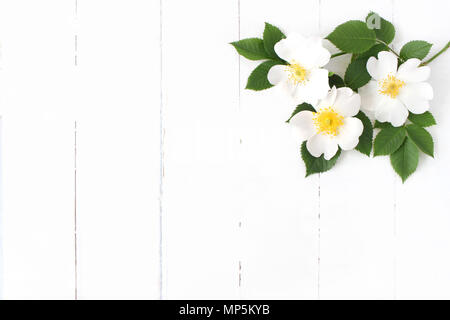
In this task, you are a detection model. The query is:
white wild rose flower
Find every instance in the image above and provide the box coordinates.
[359,51,433,127]
[290,86,364,160]
[268,34,331,106]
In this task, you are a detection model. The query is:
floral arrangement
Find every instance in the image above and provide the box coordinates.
[231,12,449,182]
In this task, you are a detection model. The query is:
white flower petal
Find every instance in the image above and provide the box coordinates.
[308,68,330,91]
[290,111,316,141]
[374,104,391,123]
[306,134,339,160]
[396,58,431,83]
[404,99,430,114]
[375,98,408,127]
[389,100,409,127]
[333,87,361,117]
[290,68,329,105]
[274,34,330,69]
[411,82,433,100]
[366,51,398,80]
[359,80,388,112]
[274,33,306,62]
[274,79,297,102]
[304,68,330,101]
[311,46,331,68]
[366,57,378,79]
[317,86,337,110]
[291,84,316,105]
[336,117,364,150]
[398,82,433,114]
[267,65,288,85]
[300,37,331,68]
[324,143,339,160]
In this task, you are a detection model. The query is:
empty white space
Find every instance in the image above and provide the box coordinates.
[0,0,449,299]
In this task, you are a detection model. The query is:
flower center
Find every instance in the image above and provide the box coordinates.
[378,74,405,98]
[286,61,309,85]
[313,107,344,136]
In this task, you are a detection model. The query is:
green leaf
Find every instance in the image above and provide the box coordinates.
[405,124,434,157]
[286,103,315,123]
[400,40,432,60]
[230,38,269,60]
[344,58,371,91]
[354,43,389,61]
[355,111,373,156]
[245,60,280,91]
[301,142,341,177]
[374,126,406,156]
[366,12,395,44]
[349,44,389,90]
[374,121,393,129]
[246,60,282,91]
[263,22,286,61]
[328,74,345,88]
[326,20,376,54]
[390,137,419,182]
[408,111,436,127]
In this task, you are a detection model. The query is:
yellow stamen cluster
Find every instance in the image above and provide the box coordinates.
[378,74,405,98]
[286,61,309,85]
[313,107,344,136]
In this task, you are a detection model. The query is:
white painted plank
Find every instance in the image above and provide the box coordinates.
[0,119,3,299]
[393,0,450,299]
[161,0,240,299]
[0,0,447,301]
[0,0,76,299]
[1,117,75,300]
[239,0,320,299]
[75,0,161,299]
[319,0,396,299]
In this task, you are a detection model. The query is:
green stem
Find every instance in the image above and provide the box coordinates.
[421,41,450,66]
[330,51,347,58]
[376,39,403,62]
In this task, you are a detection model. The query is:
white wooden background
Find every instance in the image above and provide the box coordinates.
[0,0,449,300]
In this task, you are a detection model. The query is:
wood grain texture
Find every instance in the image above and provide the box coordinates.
[0,0,75,299]
[319,0,396,300]
[393,0,450,299]
[75,0,161,299]
[161,0,240,299]
[1,0,450,300]
[239,0,320,299]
